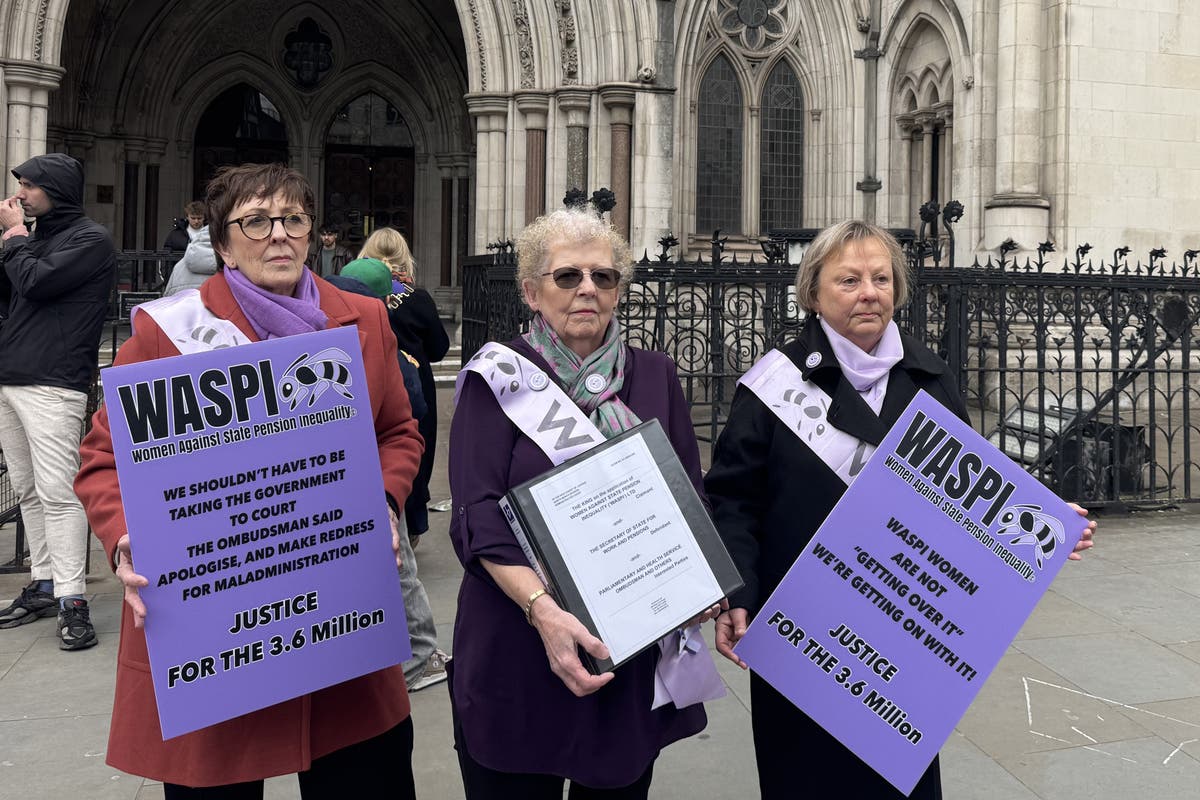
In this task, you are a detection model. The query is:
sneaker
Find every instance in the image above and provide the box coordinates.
[57,599,98,651]
[0,581,57,629]
[407,649,451,692]
[409,533,421,551]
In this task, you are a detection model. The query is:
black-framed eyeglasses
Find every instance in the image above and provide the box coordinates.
[541,267,621,290]
[225,213,315,241]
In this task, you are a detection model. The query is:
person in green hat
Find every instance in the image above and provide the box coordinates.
[339,256,393,298]
[330,254,450,693]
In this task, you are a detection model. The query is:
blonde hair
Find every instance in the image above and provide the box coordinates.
[794,220,910,313]
[360,227,417,283]
[515,209,633,301]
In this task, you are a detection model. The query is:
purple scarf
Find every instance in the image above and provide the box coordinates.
[820,318,903,414]
[224,266,328,340]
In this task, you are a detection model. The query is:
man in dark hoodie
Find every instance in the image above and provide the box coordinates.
[0,153,116,651]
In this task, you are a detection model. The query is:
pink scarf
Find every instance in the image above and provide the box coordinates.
[819,318,903,414]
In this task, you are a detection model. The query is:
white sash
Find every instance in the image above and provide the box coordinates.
[455,342,602,466]
[738,349,873,485]
[132,289,250,354]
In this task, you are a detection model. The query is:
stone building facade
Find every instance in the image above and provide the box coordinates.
[0,0,1196,290]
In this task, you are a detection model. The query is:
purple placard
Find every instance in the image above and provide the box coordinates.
[102,325,410,740]
[735,390,1082,795]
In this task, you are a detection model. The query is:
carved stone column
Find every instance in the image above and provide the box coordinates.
[435,154,456,287]
[558,89,591,196]
[894,114,915,223]
[600,86,635,239]
[143,139,166,250]
[915,112,937,205]
[123,139,146,251]
[516,92,550,226]
[985,0,1049,246]
[465,94,509,253]
[3,60,64,185]
[935,102,954,212]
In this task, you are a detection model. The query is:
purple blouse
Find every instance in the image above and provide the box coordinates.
[448,338,709,788]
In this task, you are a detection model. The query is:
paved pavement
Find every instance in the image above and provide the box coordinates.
[2,384,1199,798]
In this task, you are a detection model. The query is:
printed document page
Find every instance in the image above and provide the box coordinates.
[528,432,721,663]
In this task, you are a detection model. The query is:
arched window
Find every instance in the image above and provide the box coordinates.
[759,59,804,232]
[193,84,289,197]
[323,92,415,248]
[696,54,743,235]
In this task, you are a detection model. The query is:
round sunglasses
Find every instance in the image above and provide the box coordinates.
[541,267,621,290]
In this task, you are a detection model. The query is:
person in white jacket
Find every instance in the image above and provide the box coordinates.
[162,224,217,296]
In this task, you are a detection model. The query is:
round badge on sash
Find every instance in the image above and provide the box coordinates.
[805,352,822,369]
[584,373,608,394]
[528,371,549,391]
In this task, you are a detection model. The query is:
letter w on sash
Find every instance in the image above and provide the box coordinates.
[537,399,600,450]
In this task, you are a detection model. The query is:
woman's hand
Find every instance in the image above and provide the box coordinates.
[114,534,150,628]
[715,607,749,669]
[389,507,403,569]
[1067,502,1096,560]
[528,596,615,697]
[682,598,728,629]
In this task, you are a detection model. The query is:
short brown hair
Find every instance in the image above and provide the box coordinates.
[184,200,205,217]
[794,220,911,313]
[205,163,316,256]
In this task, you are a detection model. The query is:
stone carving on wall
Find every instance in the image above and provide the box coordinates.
[715,0,789,52]
[556,0,579,85]
[282,17,334,89]
[469,0,488,90]
[33,0,49,61]
[513,0,535,88]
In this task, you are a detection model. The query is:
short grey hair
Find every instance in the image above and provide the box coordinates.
[794,220,911,313]
[515,209,634,294]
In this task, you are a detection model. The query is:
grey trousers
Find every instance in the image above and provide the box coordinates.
[397,516,438,683]
[0,384,89,597]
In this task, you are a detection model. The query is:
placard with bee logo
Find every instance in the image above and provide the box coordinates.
[102,325,410,740]
[734,391,1084,795]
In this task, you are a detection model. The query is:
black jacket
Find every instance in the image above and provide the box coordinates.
[705,316,969,615]
[0,154,118,393]
[163,218,190,252]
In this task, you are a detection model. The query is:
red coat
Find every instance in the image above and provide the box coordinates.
[75,272,423,786]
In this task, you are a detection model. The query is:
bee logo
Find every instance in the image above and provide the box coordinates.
[176,325,246,351]
[778,388,830,442]
[475,349,521,395]
[278,348,354,410]
[997,504,1066,569]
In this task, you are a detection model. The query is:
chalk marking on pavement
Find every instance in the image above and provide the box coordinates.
[1163,739,1198,766]
[1072,726,1098,743]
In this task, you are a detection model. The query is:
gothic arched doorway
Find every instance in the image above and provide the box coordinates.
[194,84,290,197]
[323,92,415,251]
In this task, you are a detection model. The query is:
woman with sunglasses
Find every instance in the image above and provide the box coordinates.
[75,163,424,798]
[447,208,718,799]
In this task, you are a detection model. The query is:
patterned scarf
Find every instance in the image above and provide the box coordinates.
[224,266,328,340]
[523,313,640,438]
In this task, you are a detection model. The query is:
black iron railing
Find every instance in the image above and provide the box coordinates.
[461,208,1200,508]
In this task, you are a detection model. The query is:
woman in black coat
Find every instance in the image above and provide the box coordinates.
[360,228,451,540]
[704,221,1095,799]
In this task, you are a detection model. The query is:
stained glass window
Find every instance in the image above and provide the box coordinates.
[697,55,743,235]
[760,60,804,232]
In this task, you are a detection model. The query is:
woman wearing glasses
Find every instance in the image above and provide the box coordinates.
[75,163,424,798]
[447,208,719,799]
